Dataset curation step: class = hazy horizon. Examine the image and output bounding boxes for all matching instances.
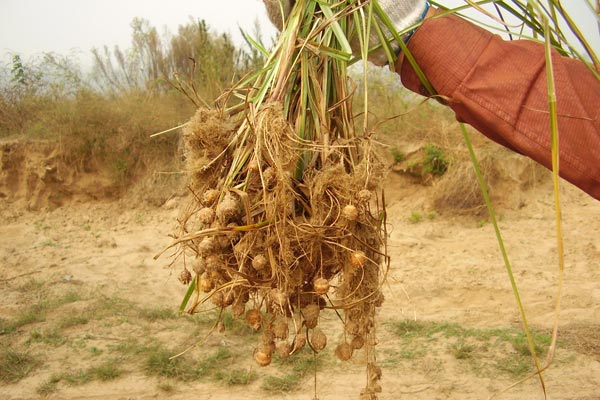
[1,0,598,68]
[0,0,278,68]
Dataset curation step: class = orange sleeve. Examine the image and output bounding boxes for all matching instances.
[397,10,600,201]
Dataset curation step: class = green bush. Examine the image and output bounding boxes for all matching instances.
[423,144,449,176]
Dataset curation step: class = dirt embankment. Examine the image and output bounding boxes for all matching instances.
[0,139,184,211]
[0,140,118,210]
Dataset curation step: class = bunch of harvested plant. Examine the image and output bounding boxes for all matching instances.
[155,1,599,399]
[155,1,397,398]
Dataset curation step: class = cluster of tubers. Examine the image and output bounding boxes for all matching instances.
[156,104,387,398]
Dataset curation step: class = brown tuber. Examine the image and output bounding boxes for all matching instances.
[197,207,215,225]
[335,342,353,361]
[350,251,367,269]
[278,342,292,360]
[342,204,359,221]
[231,303,245,317]
[357,189,372,204]
[292,335,306,353]
[262,167,278,189]
[210,291,233,308]
[254,349,272,366]
[202,189,220,206]
[178,269,192,285]
[247,157,259,172]
[351,335,365,350]
[270,289,288,307]
[198,237,218,256]
[246,309,262,331]
[200,272,214,292]
[273,320,289,340]
[192,258,206,275]
[310,328,327,351]
[313,277,330,295]
[302,304,320,329]
[215,193,241,223]
[251,254,268,271]
[204,254,221,271]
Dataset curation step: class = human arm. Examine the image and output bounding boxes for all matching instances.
[262,1,600,200]
[397,7,600,201]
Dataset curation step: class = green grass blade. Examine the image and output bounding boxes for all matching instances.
[178,277,197,314]
[543,14,565,368]
[240,29,270,58]
[459,123,546,395]
[550,0,600,67]
[318,1,353,56]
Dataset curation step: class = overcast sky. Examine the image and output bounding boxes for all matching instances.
[0,0,598,68]
[0,0,278,67]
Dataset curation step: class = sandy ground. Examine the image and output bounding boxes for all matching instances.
[1,169,599,400]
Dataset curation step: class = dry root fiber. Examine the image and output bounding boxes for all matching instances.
[160,102,388,397]
[157,2,390,398]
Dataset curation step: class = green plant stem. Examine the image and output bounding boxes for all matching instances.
[550,0,600,68]
[459,123,546,395]
[543,15,565,367]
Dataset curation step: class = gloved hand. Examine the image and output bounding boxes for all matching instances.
[263,0,429,66]
[366,0,429,66]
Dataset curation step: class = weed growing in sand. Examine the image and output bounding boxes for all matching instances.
[2,308,46,333]
[110,338,150,357]
[2,312,38,333]
[58,290,83,304]
[495,356,531,377]
[215,368,258,386]
[89,346,103,357]
[198,347,233,372]
[134,213,145,225]
[0,348,39,383]
[409,211,423,224]
[144,346,205,381]
[57,314,90,329]
[33,221,51,231]
[50,361,124,387]
[1,288,83,334]
[90,361,124,381]
[0,318,9,334]
[144,345,233,382]
[29,328,66,346]
[40,239,58,248]
[450,341,476,360]
[385,320,552,378]
[61,369,94,386]
[427,211,437,220]
[380,346,425,365]
[36,375,61,396]
[157,381,175,392]
[261,372,302,392]
[139,307,176,321]
[16,278,45,293]
[391,147,406,163]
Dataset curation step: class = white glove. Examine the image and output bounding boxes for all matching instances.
[366,0,429,66]
[263,1,429,65]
